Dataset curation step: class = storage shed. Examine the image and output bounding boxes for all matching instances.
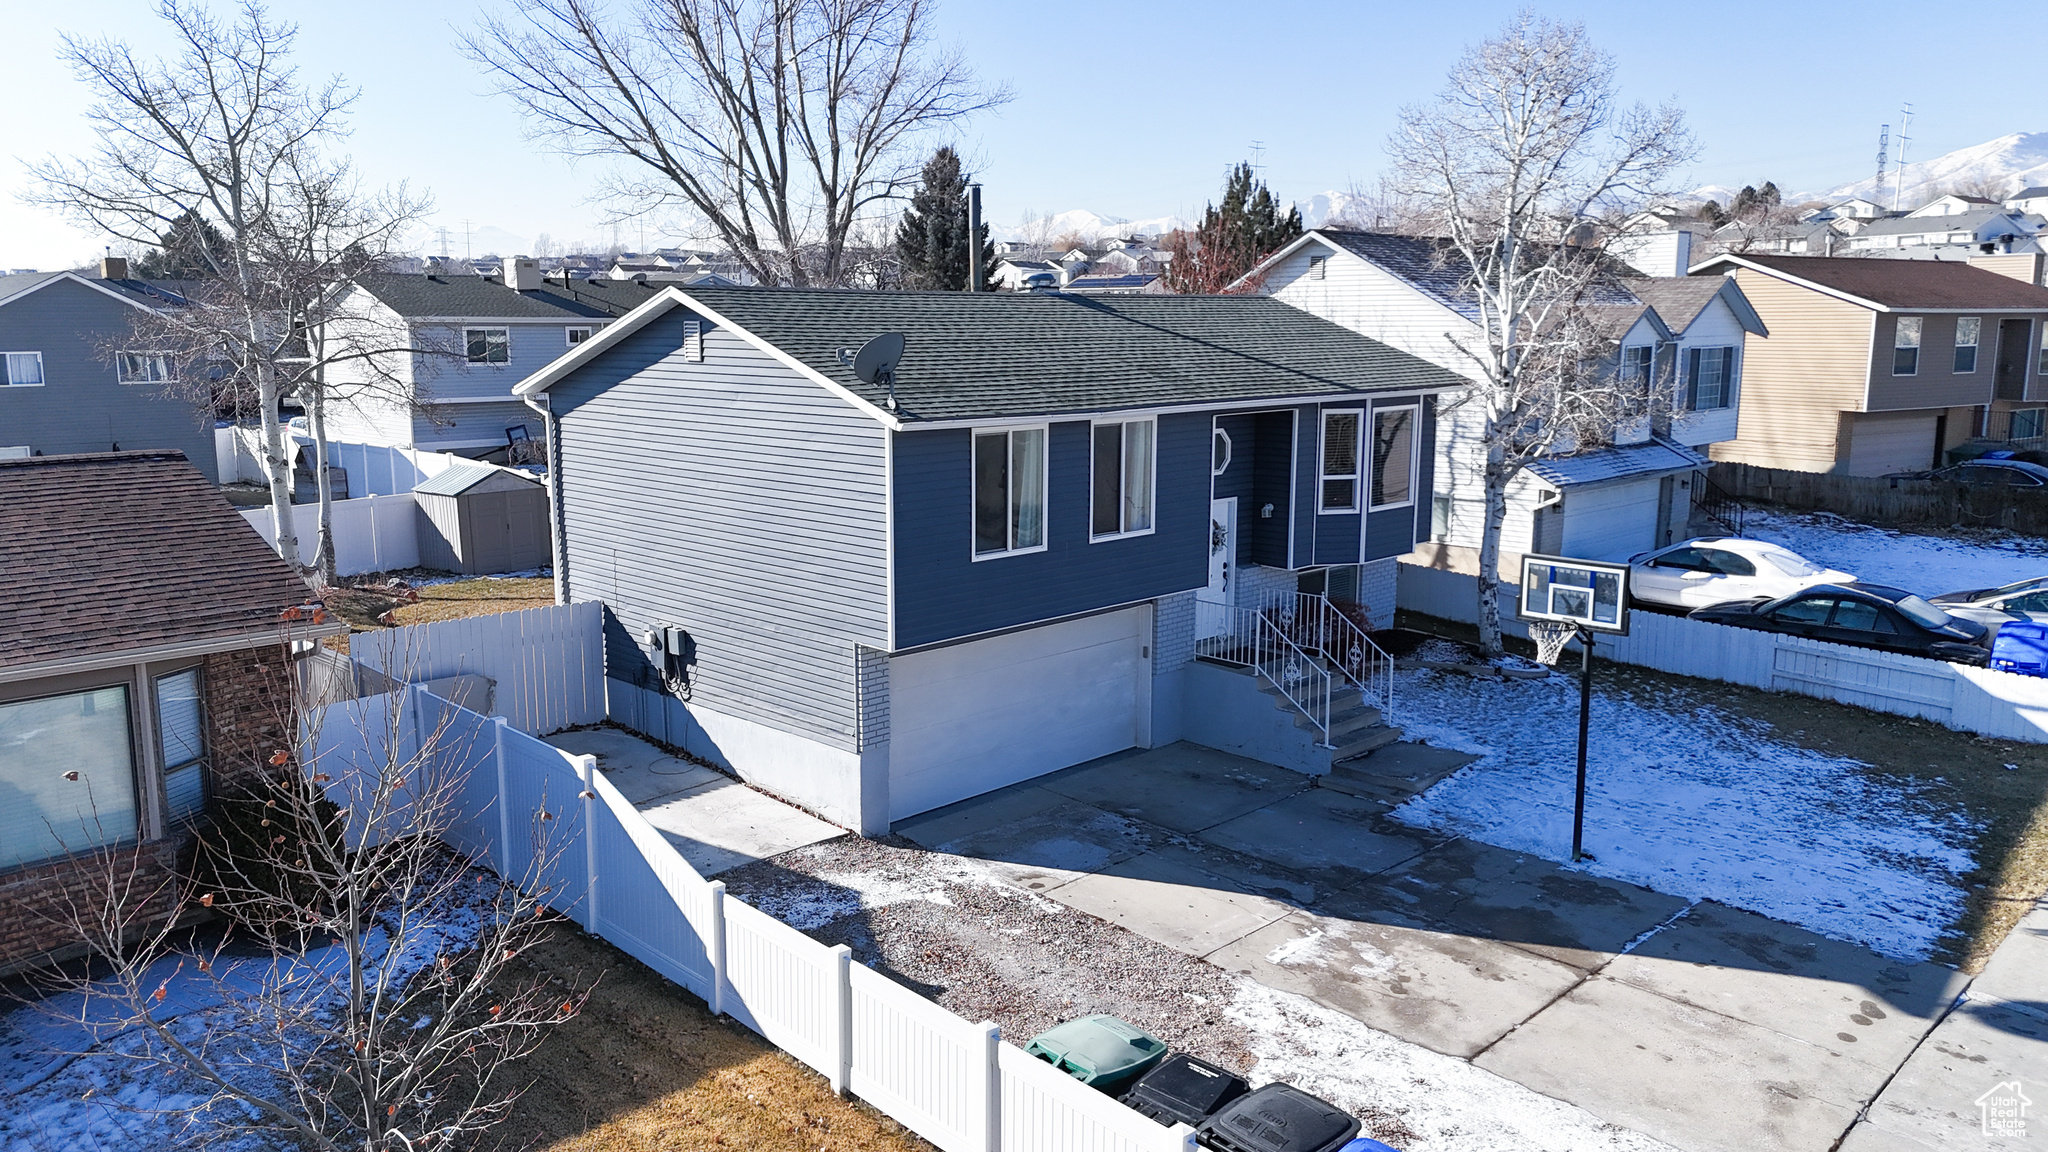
[413,464,551,575]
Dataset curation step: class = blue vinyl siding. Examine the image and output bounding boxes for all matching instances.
[1211,410,1294,570]
[893,413,1209,648]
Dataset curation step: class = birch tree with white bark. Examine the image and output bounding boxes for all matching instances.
[1386,12,1694,655]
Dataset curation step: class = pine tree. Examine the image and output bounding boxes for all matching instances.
[133,210,230,279]
[1162,162,1303,294]
[895,146,993,291]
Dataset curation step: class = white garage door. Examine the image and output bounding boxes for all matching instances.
[1846,411,1939,477]
[1558,476,1665,560]
[888,607,1146,821]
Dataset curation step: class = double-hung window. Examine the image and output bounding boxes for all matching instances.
[1620,345,1653,386]
[1893,316,1922,376]
[1091,418,1156,539]
[117,351,175,383]
[156,669,206,823]
[0,685,139,870]
[1369,406,1417,509]
[465,328,510,364]
[1954,317,1980,374]
[2038,322,2048,378]
[2,351,44,387]
[972,426,1046,558]
[1686,347,1736,410]
[1319,410,1361,512]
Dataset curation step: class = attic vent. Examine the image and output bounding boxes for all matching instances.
[1308,255,1327,280]
[683,319,704,362]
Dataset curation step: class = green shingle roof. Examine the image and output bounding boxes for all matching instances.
[677,286,1467,422]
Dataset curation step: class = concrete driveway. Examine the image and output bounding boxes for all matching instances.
[893,741,1985,1152]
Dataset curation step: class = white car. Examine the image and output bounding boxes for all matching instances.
[1928,577,2048,629]
[1626,538,1856,610]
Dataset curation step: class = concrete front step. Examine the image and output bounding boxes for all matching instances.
[1252,673,1401,772]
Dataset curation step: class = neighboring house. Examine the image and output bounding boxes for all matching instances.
[1909,194,2002,217]
[0,450,342,973]
[513,286,1463,833]
[1842,207,2041,254]
[1710,216,1845,256]
[1805,197,1889,221]
[1690,253,2048,474]
[320,261,670,456]
[1246,229,1764,566]
[1063,273,1163,294]
[0,261,216,473]
[992,258,1061,291]
[2005,186,2048,217]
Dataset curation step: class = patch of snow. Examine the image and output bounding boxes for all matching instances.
[1742,509,2048,596]
[1389,669,1978,962]
[1263,928,1326,965]
[1228,981,1677,1152]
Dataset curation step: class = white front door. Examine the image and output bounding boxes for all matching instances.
[1197,497,1236,639]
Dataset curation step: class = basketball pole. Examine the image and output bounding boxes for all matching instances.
[1572,624,1593,862]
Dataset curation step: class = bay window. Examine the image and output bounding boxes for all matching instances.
[1091,418,1156,539]
[972,426,1046,557]
[0,686,138,870]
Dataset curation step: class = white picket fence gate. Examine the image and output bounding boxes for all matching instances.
[1398,559,2048,743]
[350,602,604,737]
[307,685,1196,1152]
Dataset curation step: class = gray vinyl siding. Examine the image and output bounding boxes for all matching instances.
[0,279,216,472]
[411,321,592,404]
[410,400,542,450]
[550,310,888,750]
[892,413,1209,649]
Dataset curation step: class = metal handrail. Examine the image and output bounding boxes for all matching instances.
[1290,593,1395,723]
[1254,613,1332,746]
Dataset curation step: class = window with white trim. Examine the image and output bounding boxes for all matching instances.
[1893,316,1921,376]
[1091,418,1156,539]
[2038,322,2047,378]
[1369,405,1417,509]
[155,668,205,823]
[1620,344,1653,385]
[972,426,1046,557]
[1211,427,1232,476]
[565,326,593,346]
[0,685,138,870]
[464,328,510,364]
[1320,409,1361,512]
[117,351,175,383]
[1954,317,1980,374]
[1686,347,1736,410]
[2,351,44,387]
[2011,408,2045,440]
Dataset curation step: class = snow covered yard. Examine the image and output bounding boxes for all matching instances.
[1391,665,1982,963]
[1742,507,2048,595]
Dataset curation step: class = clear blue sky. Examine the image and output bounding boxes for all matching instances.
[0,0,2029,268]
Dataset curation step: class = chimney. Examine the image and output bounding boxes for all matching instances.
[1969,252,2046,286]
[100,255,129,280]
[504,255,542,291]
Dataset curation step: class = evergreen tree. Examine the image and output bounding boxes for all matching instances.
[133,210,229,279]
[894,146,993,291]
[1163,162,1303,294]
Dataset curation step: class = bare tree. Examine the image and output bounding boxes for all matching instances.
[30,1,430,576]
[25,633,586,1151]
[1387,11,1693,655]
[464,0,1007,288]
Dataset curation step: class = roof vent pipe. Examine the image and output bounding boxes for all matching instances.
[968,183,983,294]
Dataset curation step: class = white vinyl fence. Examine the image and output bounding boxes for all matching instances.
[241,493,421,575]
[1399,560,2048,744]
[306,684,1197,1152]
[351,602,604,736]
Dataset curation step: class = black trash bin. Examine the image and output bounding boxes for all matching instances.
[1194,1083,1360,1152]
[1120,1053,1250,1128]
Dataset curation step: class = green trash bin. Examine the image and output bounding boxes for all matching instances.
[1023,1014,1168,1096]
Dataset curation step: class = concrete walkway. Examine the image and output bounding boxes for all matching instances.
[893,741,2003,1152]
[544,728,843,876]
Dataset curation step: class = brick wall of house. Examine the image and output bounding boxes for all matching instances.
[1153,591,1197,674]
[203,643,295,795]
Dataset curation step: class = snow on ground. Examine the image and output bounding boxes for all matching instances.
[1391,668,1980,962]
[1229,981,1676,1152]
[1743,509,2048,596]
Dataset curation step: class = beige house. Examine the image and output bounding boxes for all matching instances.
[1691,253,2048,475]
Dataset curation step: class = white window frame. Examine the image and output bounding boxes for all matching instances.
[1089,416,1158,542]
[116,351,175,383]
[2,351,45,387]
[1368,403,1420,512]
[1687,346,1737,411]
[1319,408,1362,514]
[1211,426,1233,476]
[565,325,593,347]
[969,423,1049,561]
[464,327,510,364]
[2038,320,2048,379]
[1620,344,1653,385]
[1954,317,1980,374]
[1893,316,1921,377]
[2011,407,2045,440]
[154,666,206,823]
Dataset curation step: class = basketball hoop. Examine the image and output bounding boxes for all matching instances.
[1529,620,1579,667]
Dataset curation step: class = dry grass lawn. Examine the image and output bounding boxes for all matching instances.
[498,928,934,1152]
[322,577,556,653]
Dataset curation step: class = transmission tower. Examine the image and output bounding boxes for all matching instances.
[1892,103,1914,212]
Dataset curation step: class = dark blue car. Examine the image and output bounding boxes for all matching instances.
[1687,582,1991,665]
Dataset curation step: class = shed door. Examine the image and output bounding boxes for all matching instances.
[466,491,515,574]
[887,607,1146,821]
[1846,411,1940,476]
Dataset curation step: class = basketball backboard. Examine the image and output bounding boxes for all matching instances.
[1519,553,1631,634]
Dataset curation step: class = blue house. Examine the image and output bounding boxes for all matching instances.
[515,287,1464,833]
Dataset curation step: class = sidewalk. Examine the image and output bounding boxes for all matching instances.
[1840,893,2048,1150]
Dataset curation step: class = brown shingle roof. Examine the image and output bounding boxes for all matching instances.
[1700,254,2048,311]
[0,451,320,672]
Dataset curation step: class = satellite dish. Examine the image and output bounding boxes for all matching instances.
[850,332,905,385]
